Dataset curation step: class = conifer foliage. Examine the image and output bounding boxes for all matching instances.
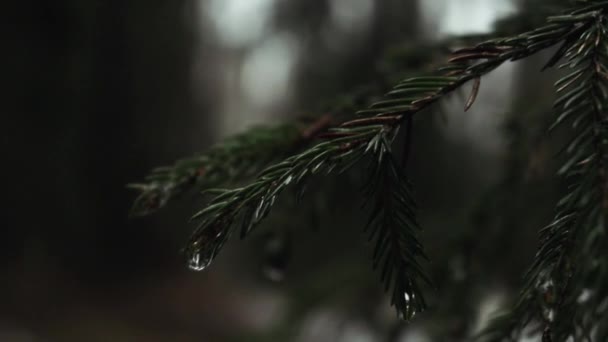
[482,3,608,341]
[131,1,608,339]
[363,138,431,320]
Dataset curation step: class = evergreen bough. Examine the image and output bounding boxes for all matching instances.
[131,1,608,339]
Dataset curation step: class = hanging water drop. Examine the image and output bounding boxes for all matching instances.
[186,224,229,272]
[187,240,223,271]
[402,292,417,320]
[188,250,213,271]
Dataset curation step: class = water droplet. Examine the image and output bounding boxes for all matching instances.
[398,306,417,321]
[402,292,418,319]
[188,250,212,271]
[186,227,228,272]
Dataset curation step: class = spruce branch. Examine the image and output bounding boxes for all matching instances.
[479,4,608,341]
[182,5,597,320]
[127,0,579,219]
[546,10,608,341]
[363,139,431,320]
[128,121,333,217]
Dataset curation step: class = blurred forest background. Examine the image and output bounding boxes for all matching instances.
[3,0,569,341]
